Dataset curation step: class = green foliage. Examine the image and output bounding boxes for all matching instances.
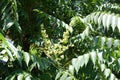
[0,0,120,80]
[0,0,21,32]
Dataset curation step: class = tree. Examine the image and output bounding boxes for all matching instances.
[0,0,120,80]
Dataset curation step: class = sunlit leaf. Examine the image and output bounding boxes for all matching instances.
[109,74,115,80]
[66,77,72,80]
[55,71,62,80]
[117,18,120,32]
[111,15,117,31]
[97,52,103,62]
[78,56,84,67]
[25,75,31,80]
[17,74,24,80]
[9,75,16,80]
[113,40,120,47]
[104,69,111,78]
[106,14,112,29]
[102,13,107,28]
[23,52,30,66]
[4,47,14,60]
[101,37,106,47]
[100,64,106,72]
[6,22,14,29]
[69,65,74,75]
[29,62,37,72]
[98,12,104,25]
[84,54,90,66]
[60,72,68,80]
[90,51,97,65]
[72,58,78,72]
[106,38,113,48]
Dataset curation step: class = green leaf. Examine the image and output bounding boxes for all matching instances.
[117,17,120,32]
[5,40,22,66]
[104,69,111,78]
[85,15,90,23]
[101,37,106,47]
[90,51,97,65]
[69,65,74,75]
[80,34,85,40]
[85,12,120,33]
[31,55,37,62]
[66,77,72,80]
[113,40,120,47]
[78,56,84,67]
[94,12,100,24]
[14,21,22,33]
[0,33,7,44]
[4,47,14,60]
[37,58,46,70]
[34,9,73,33]
[72,58,78,72]
[100,64,106,72]
[23,52,30,66]
[6,22,14,29]
[25,75,31,80]
[97,52,103,62]
[83,26,89,37]
[16,51,22,67]
[106,38,113,48]
[72,56,85,73]
[55,71,62,80]
[60,72,68,80]
[41,73,52,80]
[90,12,95,23]
[84,54,90,66]
[102,13,107,29]
[9,75,16,80]
[109,74,115,80]
[17,74,24,80]
[106,14,112,29]
[111,15,118,31]
[29,62,37,72]
[98,12,104,25]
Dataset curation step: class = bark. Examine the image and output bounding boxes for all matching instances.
[22,35,30,52]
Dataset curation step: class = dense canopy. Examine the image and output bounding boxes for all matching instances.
[0,0,120,80]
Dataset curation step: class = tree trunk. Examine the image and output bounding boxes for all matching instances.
[22,35,30,52]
